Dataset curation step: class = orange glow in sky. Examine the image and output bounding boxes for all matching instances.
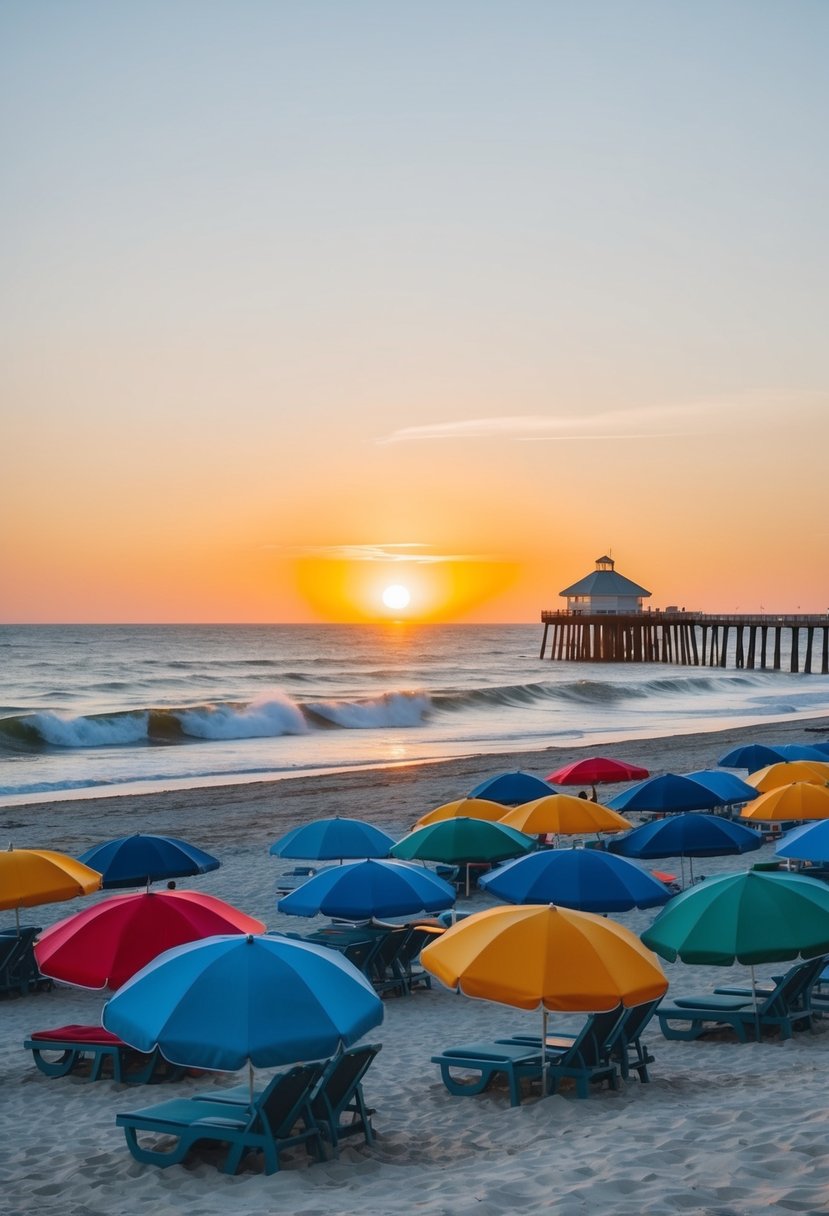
[2,7,828,623]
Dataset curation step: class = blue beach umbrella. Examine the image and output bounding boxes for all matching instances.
[607,773,731,816]
[277,858,456,920]
[683,770,759,804]
[269,817,394,862]
[774,744,829,762]
[77,834,221,890]
[468,771,554,806]
[103,933,384,1080]
[717,744,789,772]
[478,849,672,913]
[607,812,764,885]
[775,820,829,865]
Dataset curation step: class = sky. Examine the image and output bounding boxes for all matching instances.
[2,1,827,624]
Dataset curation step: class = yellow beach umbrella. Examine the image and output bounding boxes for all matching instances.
[0,847,102,931]
[413,798,507,829]
[421,903,667,1012]
[740,782,829,823]
[745,761,829,793]
[499,794,632,838]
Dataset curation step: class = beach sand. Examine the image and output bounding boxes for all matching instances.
[3,715,829,1215]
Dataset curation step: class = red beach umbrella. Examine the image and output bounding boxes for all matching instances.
[34,889,265,991]
[546,756,650,799]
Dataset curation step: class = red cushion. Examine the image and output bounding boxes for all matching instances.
[29,1024,125,1046]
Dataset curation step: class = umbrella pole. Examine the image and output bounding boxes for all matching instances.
[465,864,470,898]
[541,1008,549,1094]
[689,856,695,885]
[248,1060,255,1105]
[750,963,760,1042]
[15,906,20,936]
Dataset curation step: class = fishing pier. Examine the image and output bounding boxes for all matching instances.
[539,611,829,673]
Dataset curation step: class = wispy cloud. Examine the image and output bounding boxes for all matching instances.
[375,393,827,444]
[265,542,490,563]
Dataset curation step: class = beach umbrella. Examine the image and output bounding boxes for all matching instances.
[77,833,221,890]
[776,820,829,865]
[641,869,829,1038]
[607,813,764,886]
[545,756,650,800]
[422,903,667,1083]
[641,870,829,965]
[683,771,759,804]
[467,771,554,806]
[740,782,829,823]
[744,761,829,793]
[499,794,632,838]
[607,773,731,816]
[478,849,672,912]
[413,798,507,829]
[0,846,101,932]
[269,817,395,862]
[103,933,384,1098]
[277,858,456,920]
[34,889,265,990]
[810,741,829,757]
[774,744,829,761]
[717,744,790,772]
[391,818,535,896]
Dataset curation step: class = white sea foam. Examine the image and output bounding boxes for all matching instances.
[177,693,308,740]
[307,691,431,729]
[29,710,149,748]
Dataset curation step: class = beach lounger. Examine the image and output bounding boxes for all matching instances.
[0,928,48,997]
[432,1041,554,1106]
[116,1062,325,1174]
[310,1043,381,1153]
[196,1044,382,1154]
[656,958,824,1042]
[25,1024,185,1084]
[503,1001,658,1084]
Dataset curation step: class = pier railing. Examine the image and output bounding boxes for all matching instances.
[539,611,829,673]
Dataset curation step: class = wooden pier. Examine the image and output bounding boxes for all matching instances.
[539,611,829,674]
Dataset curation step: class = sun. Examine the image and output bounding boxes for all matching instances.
[381,583,411,611]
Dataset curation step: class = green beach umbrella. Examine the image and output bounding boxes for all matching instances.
[641,869,829,965]
[391,818,535,896]
[641,870,829,1038]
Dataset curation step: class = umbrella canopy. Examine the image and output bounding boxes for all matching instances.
[717,744,790,771]
[467,771,554,806]
[776,820,829,864]
[545,756,649,789]
[0,847,100,912]
[413,798,507,829]
[499,794,632,837]
[277,858,456,920]
[608,813,764,860]
[421,903,668,1012]
[641,870,829,965]
[774,744,829,761]
[607,812,763,886]
[478,850,671,912]
[77,834,221,889]
[683,770,759,803]
[391,818,535,865]
[744,761,829,793]
[607,773,730,816]
[269,817,394,861]
[34,889,265,990]
[740,782,829,823]
[103,933,384,1072]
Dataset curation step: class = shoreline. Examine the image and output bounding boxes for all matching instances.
[7,713,829,851]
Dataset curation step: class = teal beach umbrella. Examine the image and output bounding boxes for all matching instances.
[391,818,535,896]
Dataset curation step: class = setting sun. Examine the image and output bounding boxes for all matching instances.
[381,584,411,611]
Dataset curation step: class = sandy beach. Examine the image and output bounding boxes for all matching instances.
[3,714,829,1216]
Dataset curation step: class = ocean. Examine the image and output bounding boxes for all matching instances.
[1,623,828,806]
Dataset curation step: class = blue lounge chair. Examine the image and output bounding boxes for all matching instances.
[0,928,48,996]
[433,1012,620,1105]
[196,1043,382,1155]
[656,956,824,1043]
[504,1002,658,1083]
[24,1023,185,1084]
[116,1062,325,1174]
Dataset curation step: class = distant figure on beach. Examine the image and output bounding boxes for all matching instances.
[167,880,177,889]
[578,790,588,800]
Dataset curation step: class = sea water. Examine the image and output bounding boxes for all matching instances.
[1,623,828,806]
